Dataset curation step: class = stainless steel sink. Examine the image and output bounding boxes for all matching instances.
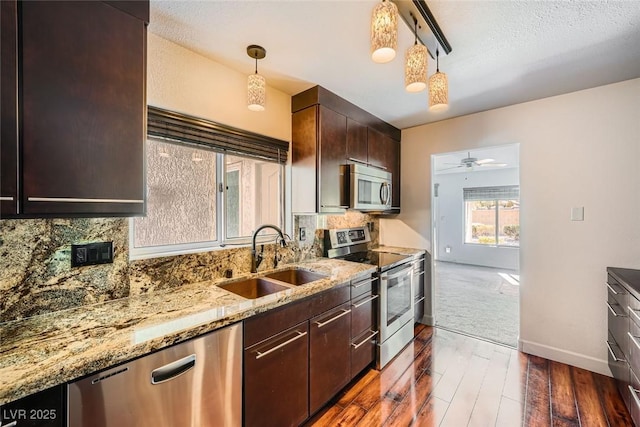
[218,278,289,299]
[264,268,327,286]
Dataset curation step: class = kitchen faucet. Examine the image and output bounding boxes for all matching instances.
[251,224,286,273]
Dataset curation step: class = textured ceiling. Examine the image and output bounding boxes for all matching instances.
[150,1,640,129]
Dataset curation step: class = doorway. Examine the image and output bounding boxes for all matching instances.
[431,144,520,347]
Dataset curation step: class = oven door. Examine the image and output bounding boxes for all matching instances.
[350,168,391,211]
[379,263,414,342]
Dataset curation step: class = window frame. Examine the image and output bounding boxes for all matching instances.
[129,138,285,261]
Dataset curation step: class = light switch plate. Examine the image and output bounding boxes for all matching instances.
[299,227,306,241]
[571,207,584,221]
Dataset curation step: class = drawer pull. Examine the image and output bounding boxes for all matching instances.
[415,296,426,304]
[352,294,379,308]
[606,340,627,362]
[0,196,14,201]
[628,332,640,352]
[151,354,196,384]
[629,385,640,410]
[255,331,307,360]
[314,309,351,328]
[352,330,378,349]
[352,279,374,289]
[607,301,627,317]
[28,197,143,204]
[628,306,640,324]
[607,282,626,295]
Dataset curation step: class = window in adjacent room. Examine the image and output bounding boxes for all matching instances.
[130,107,288,259]
[463,185,520,247]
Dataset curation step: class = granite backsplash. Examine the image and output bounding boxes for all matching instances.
[0,212,377,322]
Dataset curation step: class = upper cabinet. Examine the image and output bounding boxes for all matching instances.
[0,1,148,218]
[292,86,401,214]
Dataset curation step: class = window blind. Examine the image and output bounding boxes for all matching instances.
[147,106,289,164]
[463,185,519,201]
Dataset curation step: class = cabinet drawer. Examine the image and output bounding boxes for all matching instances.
[608,275,629,307]
[629,321,640,375]
[607,335,630,409]
[608,292,629,350]
[351,292,378,338]
[351,276,376,299]
[244,283,349,348]
[244,322,309,427]
[351,329,377,379]
[628,292,640,329]
[415,299,425,323]
[630,369,640,427]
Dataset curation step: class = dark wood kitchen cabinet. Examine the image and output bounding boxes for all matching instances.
[291,105,347,213]
[292,85,401,214]
[309,302,352,414]
[0,384,66,427]
[350,274,378,378]
[0,0,148,218]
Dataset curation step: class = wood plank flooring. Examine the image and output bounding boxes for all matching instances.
[304,324,632,427]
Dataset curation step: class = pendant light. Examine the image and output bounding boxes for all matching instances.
[405,14,427,92]
[370,0,398,63]
[429,48,448,111]
[246,45,266,112]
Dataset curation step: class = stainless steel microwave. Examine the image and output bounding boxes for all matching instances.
[347,163,392,211]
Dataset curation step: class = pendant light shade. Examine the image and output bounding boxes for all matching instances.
[405,15,427,92]
[371,0,398,63]
[246,45,266,112]
[429,48,448,111]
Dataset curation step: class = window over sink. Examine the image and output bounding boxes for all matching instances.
[130,107,288,260]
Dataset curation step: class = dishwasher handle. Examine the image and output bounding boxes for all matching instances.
[151,354,196,384]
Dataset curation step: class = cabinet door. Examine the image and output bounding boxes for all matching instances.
[20,1,145,216]
[0,0,18,216]
[244,322,309,427]
[367,128,400,210]
[346,118,368,165]
[309,302,351,414]
[0,384,66,427]
[318,106,347,212]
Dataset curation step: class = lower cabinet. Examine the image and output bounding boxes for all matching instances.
[412,255,426,323]
[244,322,309,427]
[0,384,65,427]
[607,268,640,426]
[309,302,352,414]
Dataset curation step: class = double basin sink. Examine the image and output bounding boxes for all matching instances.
[218,268,327,299]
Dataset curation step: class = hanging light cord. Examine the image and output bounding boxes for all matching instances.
[254,55,258,74]
[413,15,418,45]
[436,48,440,72]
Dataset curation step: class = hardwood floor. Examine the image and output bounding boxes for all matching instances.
[305,324,632,427]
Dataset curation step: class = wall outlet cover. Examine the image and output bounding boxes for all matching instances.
[299,227,306,241]
[71,242,113,267]
[570,207,584,221]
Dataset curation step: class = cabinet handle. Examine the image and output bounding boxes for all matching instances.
[628,332,640,352]
[607,282,626,295]
[414,296,426,304]
[314,309,351,328]
[255,331,307,360]
[629,385,640,410]
[28,197,143,203]
[352,279,374,289]
[348,158,368,165]
[0,196,14,201]
[628,306,640,324]
[321,204,349,209]
[606,340,626,362]
[151,354,196,384]
[352,330,378,349]
[352,294,379,308]
[368,164,388,171]
[2,421,17,427]
[606,301,627,317]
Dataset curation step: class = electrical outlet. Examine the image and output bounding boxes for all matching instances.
[299,227,306,241]
[445,246,451,253]
[71,242,113,267]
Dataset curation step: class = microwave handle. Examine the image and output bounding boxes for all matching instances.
[380,182,390,205]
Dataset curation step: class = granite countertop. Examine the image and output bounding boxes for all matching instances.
[0,258,375,405]
[373,245,427,258]
[608,267,640,297]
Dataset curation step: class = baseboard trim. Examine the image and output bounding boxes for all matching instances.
[519,338,611,377]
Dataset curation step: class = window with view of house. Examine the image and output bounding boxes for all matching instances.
[463,186,520,247]
[130,107,288,259]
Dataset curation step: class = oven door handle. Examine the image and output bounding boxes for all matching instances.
[382,266,413,282]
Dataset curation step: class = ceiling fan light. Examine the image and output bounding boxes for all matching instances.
[475,158,495,165]
[247,73,266,111]
[429,70,448,111]
[371,0,398,63]
[405,43,428,93]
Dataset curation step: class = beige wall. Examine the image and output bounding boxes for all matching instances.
[380,78,640,375]
[147,33,291,142]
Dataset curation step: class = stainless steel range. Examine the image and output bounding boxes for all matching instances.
[324,227,414,369]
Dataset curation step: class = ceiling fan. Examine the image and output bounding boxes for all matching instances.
[439,152,507,171]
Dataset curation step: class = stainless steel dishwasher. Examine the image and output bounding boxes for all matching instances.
[68,323,242,427]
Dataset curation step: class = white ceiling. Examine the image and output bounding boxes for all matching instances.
[150,1,640,130]
[433,144,519,175]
